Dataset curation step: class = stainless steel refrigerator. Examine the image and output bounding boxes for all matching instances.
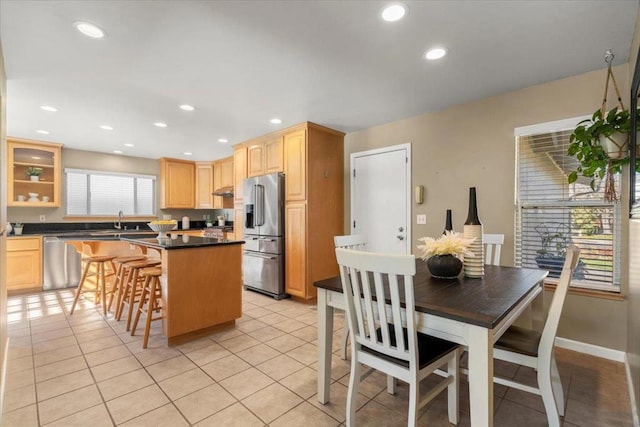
[243,172,286,299]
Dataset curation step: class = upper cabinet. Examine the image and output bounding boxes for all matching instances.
[213,156,234,209]
[219,156,234,188]
[233,146,247,203]
[265,136,284,174]
[283,130,306,202]
[246,137,284,178]
[195,162,214,209]
[8,138,62,207]
[159,158,195,209]
[247,143,265,177]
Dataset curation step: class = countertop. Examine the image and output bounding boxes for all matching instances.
[121,236,244,250]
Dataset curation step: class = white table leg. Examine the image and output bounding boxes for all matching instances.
[467,324,493,427]
[317,288,334,404]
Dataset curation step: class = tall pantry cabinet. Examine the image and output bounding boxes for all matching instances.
[283,123,344,300]
[233,122,344,300]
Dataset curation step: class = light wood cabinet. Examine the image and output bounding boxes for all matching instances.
[7,138,62,207]
[195,162,214,209]
[247,136,283,178]
[233,146,247,203]
[247,143,265,177]
[7,237,42,293]
[159,158,195,209]
[213,161,223,209]
[234,203,244,240]
[283,124,344,299]
[219,157,234,188]
[285,202,306,297]
[284,130,307,201]
[233,122,343,300]
[265,136,284,173]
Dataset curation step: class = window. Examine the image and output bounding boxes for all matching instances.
[66,169,156,216]
[515,119,621,292]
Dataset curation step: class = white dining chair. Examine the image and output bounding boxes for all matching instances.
[334,234,368,360]
[482,233,504,266]
[493,245,580,427]
[336,248,460,426]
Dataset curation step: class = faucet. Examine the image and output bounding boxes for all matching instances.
[114,210,124,230]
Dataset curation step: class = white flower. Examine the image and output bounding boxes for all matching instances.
[417,231,476,260]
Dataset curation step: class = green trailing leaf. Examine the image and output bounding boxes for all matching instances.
[568,171,578,183]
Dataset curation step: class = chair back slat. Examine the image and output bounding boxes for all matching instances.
[483,233,504,266]
[336,248,416,363]
[539,245,580,357]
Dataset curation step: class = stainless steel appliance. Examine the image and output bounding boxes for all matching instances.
[243,172,286,299]
[43,237,82,290]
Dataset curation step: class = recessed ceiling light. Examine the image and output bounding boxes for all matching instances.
[74,21,105,39]
[154,122,167,128]
[124,143,134,147]
[179,104,195,111]
[425,47,448,60]
[183,152,193,156]
[36,130,50,135]
[381,3,408,22]
[218,138,228,143]
[100,125,113,130]
[270,118,282,124]
[40,105,57,112]
[113,150,123,154]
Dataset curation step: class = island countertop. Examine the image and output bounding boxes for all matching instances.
[121,236,244,250]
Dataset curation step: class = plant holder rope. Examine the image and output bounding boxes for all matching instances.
[600,50,624,202]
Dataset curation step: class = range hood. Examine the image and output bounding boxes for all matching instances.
[212,186,234,197]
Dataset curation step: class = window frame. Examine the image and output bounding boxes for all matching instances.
[64,168,157,217]
[514,117,621,293]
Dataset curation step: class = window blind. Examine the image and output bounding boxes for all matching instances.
[515,129,621,291]
[65,169,156,216]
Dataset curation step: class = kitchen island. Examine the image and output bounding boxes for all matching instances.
[119,236,244,345]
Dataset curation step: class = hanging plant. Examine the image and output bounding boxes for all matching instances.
[567,50,640,202]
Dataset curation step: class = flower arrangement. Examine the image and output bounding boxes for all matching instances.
[417,231,476,260]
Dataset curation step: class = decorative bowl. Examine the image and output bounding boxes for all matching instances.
[147,221,177,239]
[28,192,39,197]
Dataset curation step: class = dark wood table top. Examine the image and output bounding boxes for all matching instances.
[313,261,548,329]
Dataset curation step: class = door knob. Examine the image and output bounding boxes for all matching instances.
[397,235,404,240]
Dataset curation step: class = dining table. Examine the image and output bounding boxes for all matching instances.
[314,261,548,427]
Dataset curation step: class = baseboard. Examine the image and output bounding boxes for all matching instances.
[625,354,640,427]
[554,337,625,362]
[0,337,10,419]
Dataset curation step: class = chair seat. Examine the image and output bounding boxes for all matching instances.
[494,325,541,357]
[363,324,458,369]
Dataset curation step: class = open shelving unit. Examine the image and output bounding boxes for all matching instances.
[8,138,62,207]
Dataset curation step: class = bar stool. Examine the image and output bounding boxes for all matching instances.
[131,267,163,349]
[107,255,146,314]
[70,255,117,315]
[116,258,161,331]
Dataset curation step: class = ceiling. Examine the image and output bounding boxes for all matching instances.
[1,1,638,161]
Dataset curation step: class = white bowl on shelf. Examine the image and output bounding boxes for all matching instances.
[28,193,39,202]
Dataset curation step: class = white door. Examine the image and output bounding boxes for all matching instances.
[351,143,411,254]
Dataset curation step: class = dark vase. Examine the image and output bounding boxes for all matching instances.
[465,187,481,225]
[427,255,463,279]
[443,209,453,234]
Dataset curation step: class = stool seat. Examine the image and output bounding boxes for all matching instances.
[82,255,116,263]
[114,255,146,264]
[140,267,162,277]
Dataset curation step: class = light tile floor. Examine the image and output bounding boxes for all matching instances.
[1,288,634,426]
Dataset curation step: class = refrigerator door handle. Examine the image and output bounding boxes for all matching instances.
[243,251,276,260]
[256,184,265,226]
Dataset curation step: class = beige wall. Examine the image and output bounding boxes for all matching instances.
[344,64,630,350]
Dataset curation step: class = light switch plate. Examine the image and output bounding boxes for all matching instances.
[417,214,426,224]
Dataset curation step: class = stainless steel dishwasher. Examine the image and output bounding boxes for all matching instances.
[43,237,82,290]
